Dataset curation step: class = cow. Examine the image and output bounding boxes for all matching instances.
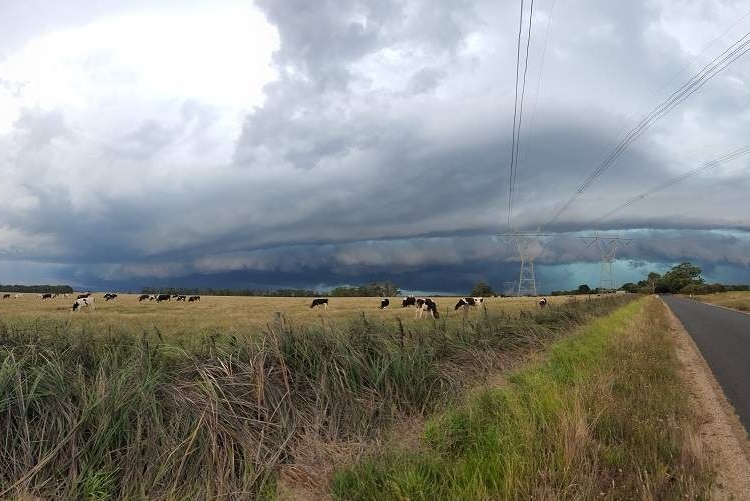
[416,298,439,319]
[13,294,22,299]
[454,297,484,314]
[538,297,548,308]
[77,293,92,300]
[40,293,53,299]
[175,295,187,301]
[103,293,118,301]
[379,298,390,309]
[138,294,150,302]
[401,296,416,308]
[188,295,201,302]
[156,294,171,302]
[2,294,9,299]
[72,296,95,311]
[310,298,329,309]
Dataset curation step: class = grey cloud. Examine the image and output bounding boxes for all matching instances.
[407,66,445,95]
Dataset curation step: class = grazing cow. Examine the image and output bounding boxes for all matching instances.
[538,297,548,308]
[2,294,9,299]
[175,295,187,301]
[13,293,22,299]
[310,298,329,309]
[40,293,53,299]
[188,295,201,302]
[156,294,171,302]
[416,298,439,319]
[103,293,118,301]
[379,298,390,309]
[454,297,484,314]
[77,293,92,300]
[138,294,150,302]
[401,296,416,308]
[72,296,95,311]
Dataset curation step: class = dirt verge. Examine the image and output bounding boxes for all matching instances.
[662,299,750,499]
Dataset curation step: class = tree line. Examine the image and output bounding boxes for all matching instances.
[0,284,74,294]
[550,262,749,296]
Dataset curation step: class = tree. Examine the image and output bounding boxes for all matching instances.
[577,284,591,294]
[646,272,661,294]
[660,262,703,293]
[620,282,639,293]
[471,282,494,297]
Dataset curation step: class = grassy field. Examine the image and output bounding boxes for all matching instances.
[0,293,581,343]
[694,291,750,312]
[0,293,631,499]
[332,297,712,499]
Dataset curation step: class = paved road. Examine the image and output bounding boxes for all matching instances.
[662,295,750,434]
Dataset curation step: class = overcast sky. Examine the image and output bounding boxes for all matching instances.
[1,0,749,294]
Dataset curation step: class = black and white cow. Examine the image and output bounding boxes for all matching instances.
[156,294,171,302]
[416,298,439,319]
[379,298,390,309]
[454,297,484,313]
[175,295,187,301]
[72,296,95,311]
[77,292,92,300]
[2,294,9,299]
[138,294,150,302]
[310,298,329,309]
[40,293,53,299]
[188,295,201,302]
[401,296,416,308]
[538,297,548,308]
[103,293,118,301]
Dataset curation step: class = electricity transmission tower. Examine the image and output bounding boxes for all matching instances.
[500,230,554,297]
[579,233,632,293]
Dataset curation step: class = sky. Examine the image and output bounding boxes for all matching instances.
[0,0,749,294]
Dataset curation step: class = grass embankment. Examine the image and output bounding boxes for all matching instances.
[333,297,712,499]
[695,291,750,312]
[0,296,629,499]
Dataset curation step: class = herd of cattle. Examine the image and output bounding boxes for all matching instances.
[1,292,550,315]
[0,291,202,311]
[309,295,549,318]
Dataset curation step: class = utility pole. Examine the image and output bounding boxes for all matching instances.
[579,233,632,293]
[499,230,554,297]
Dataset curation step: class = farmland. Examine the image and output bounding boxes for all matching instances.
[694,291,750,312]
[0,293,633,498]
[0,293,580,344]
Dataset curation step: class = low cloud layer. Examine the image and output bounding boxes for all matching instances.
[0,0,748,292]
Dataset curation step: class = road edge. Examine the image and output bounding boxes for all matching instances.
[660,297,750,498]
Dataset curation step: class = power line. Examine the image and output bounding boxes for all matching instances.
[507,0,526,232]
[596,144,750,223]
[508,0,536,231]
[545,26,750,229]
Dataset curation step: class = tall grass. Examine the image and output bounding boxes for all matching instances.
[332,298,712,499]
[0,296,630,498]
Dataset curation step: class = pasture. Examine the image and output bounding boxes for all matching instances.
[0,292,623,499]
[0,293,569,344]
[694,291,750,312]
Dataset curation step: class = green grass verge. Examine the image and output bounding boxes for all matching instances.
[332,298,713,500]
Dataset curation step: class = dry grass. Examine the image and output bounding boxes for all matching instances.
[0,293,624,499]
[694,291,750,312]
[0,293,578,342]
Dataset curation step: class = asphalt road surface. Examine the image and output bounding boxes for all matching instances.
[662,295,750,434]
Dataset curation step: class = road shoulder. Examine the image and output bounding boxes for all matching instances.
[663,299,750,499]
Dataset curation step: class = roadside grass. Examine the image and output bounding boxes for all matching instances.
[695,291,750,312]
[332,297,713,500]
[0,295,630,499]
